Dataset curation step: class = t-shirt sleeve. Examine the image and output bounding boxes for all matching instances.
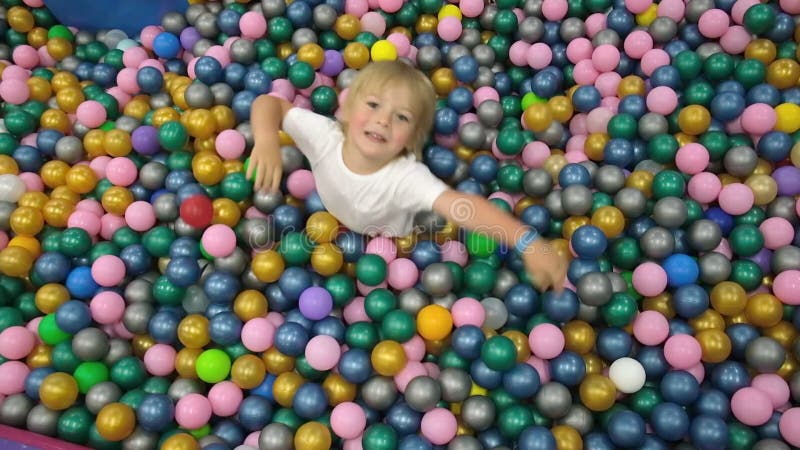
[281,107,342,164]
[394,159,450,213]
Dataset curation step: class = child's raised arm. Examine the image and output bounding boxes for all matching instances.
[433,189,567,293]
[249,94,294,192]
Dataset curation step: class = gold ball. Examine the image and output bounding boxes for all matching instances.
[311,243,344,277]
[252,250,286,283]
[642,294,676,319]
[233,290,268,321]
[579,374,617,412]
[96,403,136,441]
[745,293,783,328]
[273,371,305,408]
[371,340,407,376]
[551,425,583,450]
[160,433,199,450]
[35,283,70,314]
[430,67,457,96]
[175,348,201,379]
[294,421,332,450]
[710,281,747,316]
[263,347,295,374]
[322,373,357,405]
[626,170,654,197]
[695,328,731,363]
[503,330,531,362]
[746,174,778,206]
[177,314,210,349]
[688,309,725,331]
[39,372,79,411]
[583,353,606,375]
[562,321,596,355]
[231,354,266,390]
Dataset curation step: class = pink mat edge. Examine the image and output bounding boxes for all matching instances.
[0,425,92,450]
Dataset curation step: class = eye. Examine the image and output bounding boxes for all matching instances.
[397,114,410,122]
[366,101,379,109]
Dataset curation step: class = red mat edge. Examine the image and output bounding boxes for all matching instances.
[0,425,92,450]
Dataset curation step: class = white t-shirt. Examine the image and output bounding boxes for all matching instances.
[282,107,449,237]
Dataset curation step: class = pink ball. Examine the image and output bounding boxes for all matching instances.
[90,291,126,324]
[387,258,419,290]
[528,323,565,359]
[286,169,315,199]
[731,387,773,426]
[646,86,678,115]
[526,43,552,70]
[378,0,403,12]
[473,86,499,107]
[386,33,410,56]
[451,297,485,327]
[437,16,462,42]
[663,334,702,370]
[440,240,468,266]
[241,318,275,352]
[305,335,341,371]
[591,44,620,73]
[366,236,397,263]
[89,155,111,179]
[23,0,45,7]
[752,374,790,409]
[773,270,800,305]
[573,59,599,85]
[624,0,652,13]
[208,381,243,417]
[527,356,550,383]
[68,210,102,236]
[124,201,156,232]
[632,262,668,297]
[0,326,35,360]
[105,157,138,186]
[640,49,670,76]
[459,0,485,17]
[0,361,29,395]
[522,141,551,168]
[18,172,43,192]
[731,0,760,24]
[76,100,107,128]
[204,47,231,67]
[586,107,613,133]
[116,68,140,94]
[0,231,8,251]
[360,11,386,36]
[0,79,30,105]
[123,47,148,68]
[584,13,606,37]
[402,334,426,362]
[420,408,457,445]
[566,38,593,64]
[91,255,126,287]
[215,129,246,159]
[675,143,710,174]
[698,9,730,38]
[623,30,653,59]
[718,183,754,215]
[780,408,800,447]
[140,25,162,50]
[780,0,800,14]
[331,402,366,439]
[688,172,722,203]
[594,72,621,97]
[343,296,369,324]
[760,217,794,249]
[2,65,30,81]
[100,213,126,241]
[686,362,706,383]
[175,394,212,429]
[201,224,237,258]
[394,361,427,392]
[144,344,177,376]
[12,45,39,69]
[77,198,104,217]
[239,11,267,39]
[657,0,685,21]
[541,0,568,20]
[345,0,369,17]
[741,103,776,135]
[632,310,670,345]
[509,41,531,67]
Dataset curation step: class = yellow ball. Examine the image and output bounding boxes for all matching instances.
[590,206,625,238]
[710,281,747,316]
[635,4,658,26]
[579,374,617,412]
[774,103,800,133]
[294,421,332,450]
[584,133,609,161]
[0,246,34,277]
[438,4,463,20]
[83,129,106,159]
[96,403,136,441]
[311,242,344,277]
[55,86,85,113]
[51,71,80,91]
[745,39,777,64]
[430,67,457,96]
[371,340,408,376]
[231,354,266,389]
[233,290,268,321]
[677,105,711,136]
[252,250,285,283]
[766,59,800,90]
[617,75,646,97]
[746,174,778,206]
[185,109,217,140]
[503,330,531,362]
[417,304,453,341]
[548,96,574,123]
[10,206,45,236]
[39,372,79,411]
[371,40,398,61]
[178,314,210,349]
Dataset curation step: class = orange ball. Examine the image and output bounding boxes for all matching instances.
[297,43,326,69]
[416,304,453,341]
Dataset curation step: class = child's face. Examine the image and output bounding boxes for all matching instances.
[344,84,417,167]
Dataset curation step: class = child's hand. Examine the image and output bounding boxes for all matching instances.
[247,139,282,193]
[521,238,567,294]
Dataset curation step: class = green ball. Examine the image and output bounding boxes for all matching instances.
[362,424,398,450]
[685,199,704,225]
[647,134,679,164]
[777,42,797,59]
[699,131,730,161]
[734,59,766,89]
[112,226,141,247]
[651,170,686,199]
[628,385,662,419]
[591,192,614,213]
[703,53,735,82]
[288,61,315,89]
[277,232,313,266]
[490,387,517,411]
[497,404,533,439]
[493,9,519,35]
[673,50,702,81]
[21,100,48,121]
[89,242,121,262]
[52,341,81,373]
[354,31,379,48]
[224,343,249,360]
[683,81,715,106]
[58,406,93,444]
[16,292,39,321]
[295,355,327,381]
[465,231,498,258]
[729,134,753,149]
[83,41,108,63]
[42,230,62,253]
[318,30,345,50]
[261,56,287,79]
[607,113,638,140]
[729,260,763,292]
[601,292,638,327]
[195,349,231,383]
[729,224,764,257]
[464,262,497,296]
[743,3,775,35]
[143,226,176,258]
[488,35,512,63]
[267,17,293,43]
[273,408,303,430]
[93,178,113,198]
[48,24,74,41]
[481,335,517,371]
[220,172,252,202]
[119,388,147,410]
[310,86,338,115]
[418,0,443,13]
[152,276,186,306]
[166,150,193,170]
[380,310,416,342]
[496,128,525,156]
[38,313,72,345]
[5,29,27,48]
[0,133,19,155]
[73,361,110,394]
[734,207,766,226]
[3,110,36,137]
[364,288,396,322]
[102,49,124,69]
[0,274,24,299]
[438,349,469,370]
[158,121,189,152]
[395,2,419,27]
[500,95,523,119]
[0,306,23,332]
[325,274,356,307]
[110,356,146,390]
[142,377,171,394]
[728,421,758,450]
[496,163,524,193]
[345,321,380,350]
[356,254,388,286]
[88,424,122,450]
[583,0,611,13]
[445,262,465,292]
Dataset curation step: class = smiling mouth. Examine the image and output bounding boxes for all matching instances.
[365,131,387,143]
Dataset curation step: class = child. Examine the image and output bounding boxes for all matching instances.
[248,60,567,292]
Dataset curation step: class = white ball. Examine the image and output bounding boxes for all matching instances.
[608,357,646,394]
[0,174,26,203]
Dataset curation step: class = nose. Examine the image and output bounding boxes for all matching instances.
[374,109,390,126]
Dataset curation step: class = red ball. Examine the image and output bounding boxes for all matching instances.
[180,195,214,228]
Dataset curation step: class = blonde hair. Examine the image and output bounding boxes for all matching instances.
[341,60,437,160]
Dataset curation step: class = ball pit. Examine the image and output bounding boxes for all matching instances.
[0,0,799,449]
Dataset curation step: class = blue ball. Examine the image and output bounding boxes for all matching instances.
[305,191,326,214]
[679,24,705,48]
[606,8,635,34]
[338,348,371,384]
[571,225,607,259]
[493,72,513,97]
[636,346,668,380]
[217,8,242,35]
[164,58,187,75]
[782,87,800,105]
[650,402,689,442]
[451,325,485,360]
[504,284,540,318]
[238,396,273,431]
[583,432,615,450]
[453,55,479,84]
[91,63,117,88]
[549,351,586,386]
[387,402,423,436]
[478,428,510,450]
[33,252,71,284]
[662,254,699,287]
[694,388,730,419]
[541,21,560,45]
[710,361,750,395]
[558,163,592,187]
[272,204,304,235]
[203,271,241,304]
[55,300,92,334]
[660,370,700,406]
[209,311,243,346]
[767,12,796,41]
[284,309,313,330]
[244,69,272,95]
[136,66,164,94]
[704,207,734,236]
[710,92,746,122]
[398,435,433,450]
[274,322,310,357]
[503,363,541,398]
[567,258,601,286]
[604,138,635,168]
[169,237,201,260]
[726,323,759,360]
[757,412,782,440]
[518,426,556,450]
[757,131,792,162]
[195,56,224,85]
[136,394,174,432]
[470,359,503,390]
[410,240,441,270]
[24,367,55,401]
[175,183,206,204]
[265,283,292,312]
[618,95,647,119]
[672,284,709,319]
[572,86,602,113]
[232,90,258,121]
[689,415,728,450]
[650,65,682,89]
[596,327,632,361]
[164,170,195,193]
[165,257,201,288]
[212,420,246,447]
[530,70,562,98]
[336,231,366,263]
[520,205,551,235]
[426,146,458,178]
[119,244,151,276]
[663,40,690,58]
[224,63,248,90]
[447,86,474,114]
[312,316,346,342]
[668,318,694,336]
[129,182,151,201]
[278,266,312,303]
[607,410,646,448]
[541,289,579,323]
[152,32,181,59]
[469,154,499,184]
[12,145,43,172]
[292,382,327,419]
[640,435,669,450]
[250,374,276,401]
[148,309,181,344]
[457,178,486,196]
[285,1,312,27]
[65,266,99,299]
[36,129,63,156]
[747,83,781,106]
[74,62,94,81]
[434,107,459,135]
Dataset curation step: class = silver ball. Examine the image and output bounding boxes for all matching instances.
[696,42,723,59]
[752,439,791,450]
[474,66,496,88]
[594,165,626,194]
[685,0,714,22]
[361,376,398,411]
[259,423,294,450]
[71,121,91,139]
[125,278,154,304]
[481,297,508,330]
[460,29,483,50]
[149,92,173,109]
[653,196,687,228]
[537,121,565,147]
[558,404,594,435]
[535,382,573,419]
[26,404,60,436]
[105,338,133,366]
[483,128,499,151]
[523,168,553,198]
[185,4,209,25]
[282,145,306,173]
[433,293,457,311]
[477,100,504,128]
[519,16,545,43]
[291,28,318,50]
[461,395,496,431]
[122,427,160,450]
[640,226,676,259]
[439,368,472,403]
[192,38,214,57]
[74,30,94,45]
[745,337,786,373]
[592,29,621,48]
[398,288,430,315]
[153,192,179,222]
[767,196,799,224]
[578,160,598,180]
[772,246,800,273]
[638,113,670,141]
[445,45,472,66]
[0,394,34,427]
[230,39,256,65]
[492,268,520,298]
[174,217,202,239]
[59,56,82,73]
[417,45,443,72]
[242,269,268,291]
[479,4,498,30]
[236,122,254,149]
[724,146,758,177]
[85,381,123,414]
[448,436,483,450]
[195,12,219,38]
[55,136,85,164]
[139,162,168,190]
[687,219,723,252]
[239,217,275,251]
[183,285,211,314]
[185,82,215,108]
[523,0,543,17]
[0,201,14,230]
[199,436,227,447]
[261,0,287,17]
[253,189,284,214]
[559,17,585,42]
[312,4,338,30]
[214,247,249,275]
[413,211,447,239]
[421,263,454,297]
[698,252,732,285]
[162,12,188,34]
[791,371,800,403]
[115,115,140,134]
[649,17,678,43]
[72,327,110,361]
[459,122,487,150]
[168,378,205,401]
[614,187,647,218]
[577,303,599,323]
[561,184,593,216]
[544,189,567,220]
[576,272,613,306]
[405,376,442,412]
[607,272,628,293]
[123,302,155,334]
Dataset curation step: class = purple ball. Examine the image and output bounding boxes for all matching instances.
[320,50,345,77]
[773,166,800,196]
[180,27,202,51]
[298,286,333,321]
[747,247,772,275]
[131,125,160,155]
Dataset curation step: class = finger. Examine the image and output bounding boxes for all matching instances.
[271,169,281,193]
[254,164,265,192]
